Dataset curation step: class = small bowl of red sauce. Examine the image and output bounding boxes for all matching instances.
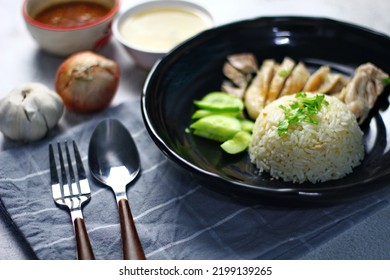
[23,0,120,56]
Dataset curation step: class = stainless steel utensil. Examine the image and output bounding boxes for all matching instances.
[49,140,95,260]
[88,119,145,260]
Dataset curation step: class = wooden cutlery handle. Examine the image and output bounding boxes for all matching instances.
[118,198,146,260]
[74,217,96,260]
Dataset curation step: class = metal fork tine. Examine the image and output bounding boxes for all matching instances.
[73,140,87,180]
[73,140,91,195]
[49,144,63,201]
[57,142,69,198]
[49,144,59,185]
[65,141,76,185]
[65,141,79,197]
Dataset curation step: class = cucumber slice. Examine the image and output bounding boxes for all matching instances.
[190,115,241,142]
[194,92,244,112]
[191,109,240,119]
[239,119,255,132]
[220,131,252,154]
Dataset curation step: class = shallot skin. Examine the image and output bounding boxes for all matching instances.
[55,51,119,113]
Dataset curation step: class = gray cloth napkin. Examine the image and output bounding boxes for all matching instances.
[0,99,389,260]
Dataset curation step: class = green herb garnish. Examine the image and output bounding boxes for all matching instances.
[278,69,291,77]
[383,77,390,86]
[277,92,329,136]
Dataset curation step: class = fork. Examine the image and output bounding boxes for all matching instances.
[49,140,95,260]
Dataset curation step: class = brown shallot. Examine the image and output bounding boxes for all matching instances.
[55,51,119,113]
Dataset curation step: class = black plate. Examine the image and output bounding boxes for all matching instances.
[141,16,390,204]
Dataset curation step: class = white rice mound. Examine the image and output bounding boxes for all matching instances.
[248,93,365,184]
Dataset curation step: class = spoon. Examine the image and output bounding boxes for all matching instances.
[88,118,146,260]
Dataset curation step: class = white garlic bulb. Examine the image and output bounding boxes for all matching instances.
[0,83,64,142]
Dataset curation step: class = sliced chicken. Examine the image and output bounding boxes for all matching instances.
[279,62,310,96]
[223,61,250,89]
[328,76,350,95]
[222,53,259,99]
[303,65,330,92]
[221,80,246,99]
[227,53,258,74]
[266,57,295,104]
[245,59,276,120]
[340,63,389,124]
[317,73,342,93]
[262,60,278,100]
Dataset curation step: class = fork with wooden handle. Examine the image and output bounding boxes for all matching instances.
[49,140,95,260]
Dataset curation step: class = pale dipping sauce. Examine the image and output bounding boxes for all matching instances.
[119,7,212,52]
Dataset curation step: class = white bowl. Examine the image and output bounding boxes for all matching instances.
[23,0,120,56]
[112,0,213,69]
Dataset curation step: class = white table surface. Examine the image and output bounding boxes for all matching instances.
[1,0,389,260]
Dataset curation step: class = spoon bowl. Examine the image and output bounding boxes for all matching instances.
[88,118,146,260]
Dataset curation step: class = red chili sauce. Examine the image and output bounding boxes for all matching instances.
[34,2,110,27]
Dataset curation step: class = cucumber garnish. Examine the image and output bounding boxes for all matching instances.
[188,92,254,154]
[221,131,252,154]
[194,92,244,112]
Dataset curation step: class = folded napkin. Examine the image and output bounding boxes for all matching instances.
[1,99,390,260]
